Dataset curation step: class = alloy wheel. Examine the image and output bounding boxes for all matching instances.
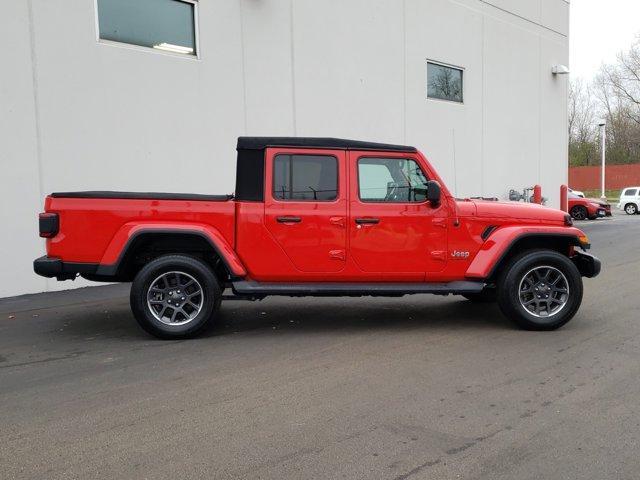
[518,266,569,318]
[146,271,204,326]
[571,206,586,220]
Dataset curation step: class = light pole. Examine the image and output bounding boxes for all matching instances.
[598,120,606,199]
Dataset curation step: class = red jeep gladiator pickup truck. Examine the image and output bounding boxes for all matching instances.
[34,137,600,338]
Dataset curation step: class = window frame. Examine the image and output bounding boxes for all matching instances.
[426,59,465,104]
[356,156,430,204]
[94,0,201,60]
[271,153,340,203]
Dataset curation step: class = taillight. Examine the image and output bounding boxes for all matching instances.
[39,212,59,238]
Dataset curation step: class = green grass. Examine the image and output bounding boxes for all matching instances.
[582,189,620,203]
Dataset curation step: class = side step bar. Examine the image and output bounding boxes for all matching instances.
[230,280,485,298]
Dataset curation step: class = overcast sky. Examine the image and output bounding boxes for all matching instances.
[570,0,640,81]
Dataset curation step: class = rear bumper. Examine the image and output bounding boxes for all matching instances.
[571,251,601,278]
[33,256,98,280]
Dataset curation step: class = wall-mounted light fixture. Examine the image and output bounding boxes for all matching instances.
[551,65,570,75]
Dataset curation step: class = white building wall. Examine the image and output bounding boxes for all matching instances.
[0,0,569,297]
[1,0,48,296]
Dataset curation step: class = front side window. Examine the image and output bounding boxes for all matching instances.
[427,61,463,103]
[273,155,338,201]
[97,0,197,56]
[358,158,428,203]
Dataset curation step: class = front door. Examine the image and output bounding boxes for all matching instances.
[264,148,347,272]
[348,151,448,278]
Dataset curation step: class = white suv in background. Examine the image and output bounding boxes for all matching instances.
[618,187,640,215]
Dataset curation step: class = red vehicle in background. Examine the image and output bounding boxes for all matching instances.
[34,137,600,339]
[568,194,612,220]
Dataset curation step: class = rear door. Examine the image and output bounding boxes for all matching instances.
[264,148,347,272]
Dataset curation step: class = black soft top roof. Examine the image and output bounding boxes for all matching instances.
[237,136,417,153]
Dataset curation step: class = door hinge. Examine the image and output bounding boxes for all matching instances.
[431,250,447,261]
[432,218,447,228]
[329,249,346,260]
[329,216,345,228]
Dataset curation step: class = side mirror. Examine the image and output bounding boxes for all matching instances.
[426,180,441,206]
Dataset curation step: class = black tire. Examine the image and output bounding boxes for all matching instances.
[624,203,638,215]
[130,255,221,339]
[462,289,497,303]
[496,250,583,331]
[570,205,588,221]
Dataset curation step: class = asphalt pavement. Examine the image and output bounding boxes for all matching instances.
[1,211,639,480]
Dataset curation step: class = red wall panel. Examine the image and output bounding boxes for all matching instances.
[569,164,640,190]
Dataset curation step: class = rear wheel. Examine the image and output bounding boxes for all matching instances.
[497,250,583,331]
[130,255,221,339]
[625,203,638,215]
[570,205,588,220]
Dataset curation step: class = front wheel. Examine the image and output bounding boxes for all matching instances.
[497,250,583,331]
[570,205,588,220]
[130,255,221,339]
[625,203,638,215]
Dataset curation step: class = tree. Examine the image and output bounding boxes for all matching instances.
[595,40,640,166]
[569,37,640,167]
[601,39,640,126]
[568,78,598,166]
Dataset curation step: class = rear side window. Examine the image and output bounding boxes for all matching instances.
[358,158,429,202]
[623,188,638,196]
[273,154,338,201]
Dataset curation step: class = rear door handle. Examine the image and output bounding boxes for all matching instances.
[355,218,380,225]
[276,216,302,223]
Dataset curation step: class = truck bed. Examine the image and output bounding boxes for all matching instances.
[44,192,236,265]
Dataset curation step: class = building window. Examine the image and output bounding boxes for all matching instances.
[427,61,463,103]
[97,0,197,56]
[273,155,338,201]
[358,158,429,203]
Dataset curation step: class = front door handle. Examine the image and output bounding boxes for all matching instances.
[276,216,302,224]
[355,218,380,225]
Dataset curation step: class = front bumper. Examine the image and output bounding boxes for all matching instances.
[33,255,98,280]
[589,205,610,217]
[571,251,601,278]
